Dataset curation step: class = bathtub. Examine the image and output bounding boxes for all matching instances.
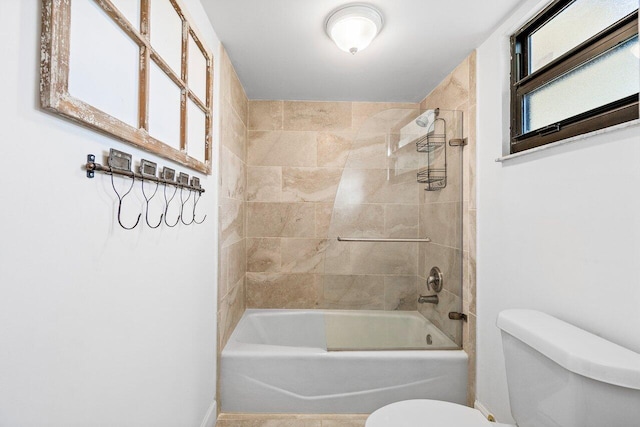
[220,309,468,413]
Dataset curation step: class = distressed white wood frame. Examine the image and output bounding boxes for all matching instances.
[41,0,213,174]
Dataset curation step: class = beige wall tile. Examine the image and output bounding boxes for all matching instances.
[323,240,352,275]
[419,202,461,249]
[246,273,319,309]
[335,169,419,205]
[282,167,343,202]
[421,57,470,111]
[248,100,283,130]
[229,65,248,124]
[220,146,246,200]
[320,275,384,310]
[220,197,244,248]
[329,204,385,238]
[384,276,418,310]
[246,202,316,238]
[468,104,477,210]
[218,278,246,349]
[390,138,422,170]
[281,238,329,273]
[384,204,419,238]
[248,131,317,167]
[468,50,477,105]
[464,313,477,406]
[349,242,418,275]
[317,132,354,168]
[422,242,463,297]
[247,238,282,273]
[468,209,477,315]
[218,247,229,301]
[352,102,419,132]
[221,98,247,162]
[247,166,282,202]
[228,239,246,286]
[315,203,334,238]
[283,101,352,131]
[344,133,388,169]
[219,47,232,105]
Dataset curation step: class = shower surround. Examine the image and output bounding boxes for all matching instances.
[217,51,477,408]
[245,101,421,310]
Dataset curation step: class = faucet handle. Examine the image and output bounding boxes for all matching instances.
[427,267,443,292]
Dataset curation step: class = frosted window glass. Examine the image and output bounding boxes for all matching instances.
[524,36,639,133]
[68,0,139,127]
[529,0,637,72]
[150,0,183,75]
[148,62,181,150]
[188,35,208,102]
[187,100,206,163]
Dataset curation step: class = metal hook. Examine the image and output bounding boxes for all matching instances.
[163,183,180,227]
[192,191,207,225]
[180,188,195,225]
[141,176,163,229]
[110,170,141,230]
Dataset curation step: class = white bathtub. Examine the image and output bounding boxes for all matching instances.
[220,309,468,413]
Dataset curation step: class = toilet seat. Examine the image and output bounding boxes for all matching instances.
[365,399,514,427]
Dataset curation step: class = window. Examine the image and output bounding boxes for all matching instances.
[510,0,639,153]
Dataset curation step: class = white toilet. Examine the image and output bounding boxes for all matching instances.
[366,309,640,427]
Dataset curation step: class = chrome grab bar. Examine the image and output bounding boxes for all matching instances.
[337,236,431,242]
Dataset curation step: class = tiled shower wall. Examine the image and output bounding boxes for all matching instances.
[217,48,248,351]
[245,101,422,310]
[418,52,477,405]
[217,51,477,406]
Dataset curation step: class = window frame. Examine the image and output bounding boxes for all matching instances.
[510,0,639,154]
[40,0,214,174]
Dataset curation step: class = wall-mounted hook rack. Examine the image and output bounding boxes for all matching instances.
[85,152,205,194]
[84,149,206,230]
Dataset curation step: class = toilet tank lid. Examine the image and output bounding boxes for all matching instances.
[497,309,640,390]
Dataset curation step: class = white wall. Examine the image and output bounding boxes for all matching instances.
[476,0,640,422]
[0,1,221,426]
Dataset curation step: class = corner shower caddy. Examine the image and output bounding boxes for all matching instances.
[416,110,447,191]
[414,109,466,191]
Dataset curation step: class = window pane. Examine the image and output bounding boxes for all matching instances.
[524,35,639,133]
[150,0,183,76]
[529,0,637,72]
[148,61,181,150]
[187,100,206,163]
[68,0,139,127]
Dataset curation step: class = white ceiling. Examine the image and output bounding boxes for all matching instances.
[201,0,527,102]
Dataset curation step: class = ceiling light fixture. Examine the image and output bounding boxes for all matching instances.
[325,4,384,55]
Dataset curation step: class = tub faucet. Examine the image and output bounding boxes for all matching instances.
[418,294,439,305]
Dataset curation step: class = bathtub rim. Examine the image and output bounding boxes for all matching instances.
[223,308,464,354]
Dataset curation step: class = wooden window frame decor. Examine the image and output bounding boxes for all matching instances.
[41,0,213,174]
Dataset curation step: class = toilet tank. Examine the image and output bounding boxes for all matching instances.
[497,310,640,427]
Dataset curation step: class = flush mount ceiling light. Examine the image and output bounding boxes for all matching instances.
[325,4,384,55]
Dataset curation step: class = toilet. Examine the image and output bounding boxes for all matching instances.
[366,309,640,427]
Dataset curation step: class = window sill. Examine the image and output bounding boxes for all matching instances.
[495,119,640,163]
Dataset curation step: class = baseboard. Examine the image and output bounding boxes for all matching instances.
[474,400,496,422]
[200,400,217,427]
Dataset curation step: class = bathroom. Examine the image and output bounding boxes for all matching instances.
[0,0,638,426]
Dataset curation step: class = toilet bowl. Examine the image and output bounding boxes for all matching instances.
[366,399,513,427]
[366,309,640,427]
